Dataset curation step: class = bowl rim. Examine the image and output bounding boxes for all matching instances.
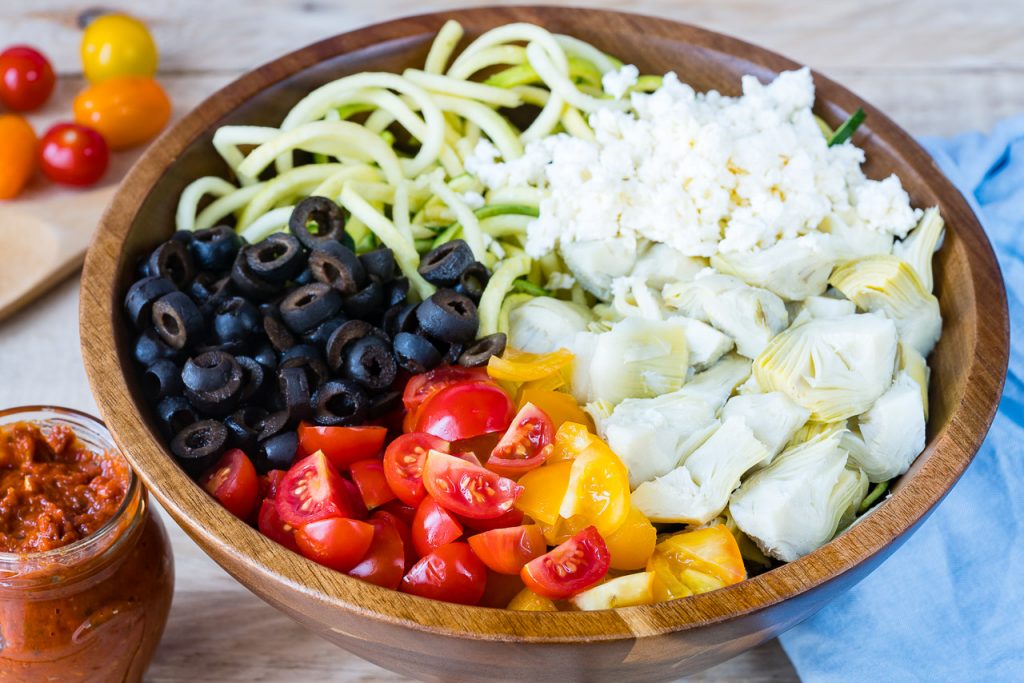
[80,4,1009,643]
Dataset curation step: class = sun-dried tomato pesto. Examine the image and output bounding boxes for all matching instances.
[0,421,129,553]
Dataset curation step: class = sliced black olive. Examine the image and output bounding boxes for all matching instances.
[170,230,195,246]
[279,344,329,389]
[309,241,365,295]
[156,395,198,436]
[293,268,314,286]
[455,261,490,303]
[256,431,299,473]
[245,233,306,283]
[279,283,343,334]
[386,277,410,307]
[343,280,385,319]
[182,351,244,416]
[224,406,268,453]
[325,320,388,372]
[190,225,243,272]
[213,296,261,346]
[415,289,478,343]
[171,419,228,476]
[289,196,353,251]
[231,248,282,301]
[251,340,278,370]
[142,358,184,401]
[278,366,313,421]
[441,341,464,365]
[125,276,176,329]
[311,379,369,426]
[382,302,418,338]
[147,240,195,288]
[189,273,234,313]
[459,333,507,367]
[368,390,401,419]
[263,314,295,353]
[359,247,396,282]
[303,315,348,348]
[134,329,179,366]
[256,410,292,442]
[344,336,397,390]
[418,240,474,286]
[392,332,441,374]
[152,291,205,350]
[235,356,266,402]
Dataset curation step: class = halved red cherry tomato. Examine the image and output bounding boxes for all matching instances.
[400,542,487,605]
[38,122,109,187]
[412,496,464,557]
[383,432,450,507]
[261,469,288,501]
[276,452,359,527]
[298,423,387,469]
[0,46,55,112]
[349,459,396,510]
[478,571,526,608]
[402,365,490,417]
[200,449,259,520]
[412,382,516,441]
[258,499,299,552]
[374,509,416,570]
[422,450,523,520]
[378,499,417,528]
[339,478,369,520]
[456,506,524,532]
[521,526,610,600]
[468,524,546,575]
[348,511,407,589]
[295,517,375,572]
[487,403,555,478]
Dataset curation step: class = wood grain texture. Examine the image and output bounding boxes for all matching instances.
[75,5,1009,682]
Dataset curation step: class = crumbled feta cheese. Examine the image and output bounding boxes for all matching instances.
[602,64,639,99]
[460,191,486,210]
[467,67,921,264]
[545,272,576,290]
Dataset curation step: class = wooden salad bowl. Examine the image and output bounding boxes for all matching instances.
[80,6,1009,681]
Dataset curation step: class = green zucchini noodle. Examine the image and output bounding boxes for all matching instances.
[174,19,642,327]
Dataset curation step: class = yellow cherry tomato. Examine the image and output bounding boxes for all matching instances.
[81,13,158,83]
[514,459,573,526]
[603,506,657,571]
[0,115,37,199]
[558,430,630,537]
[507,587,558,611]
[647,552,693,601]
[647,525,747,598]
[549,421,595,462]
[73,77,171,150]
[571,571,655,610]
[487,348,574,383]
[538,514,588,545]
[517,386,592,431]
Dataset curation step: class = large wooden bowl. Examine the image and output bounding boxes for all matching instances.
[80,6,1009,681]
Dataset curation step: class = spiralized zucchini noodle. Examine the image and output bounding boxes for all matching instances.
[176,20,642,324]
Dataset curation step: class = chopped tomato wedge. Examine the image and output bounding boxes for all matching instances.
[455,506,524,532]
[467,524,546,575]
[257,499,299,552]
[514,460,573,526]
[520,526,610,600]
[487,348,574,383]
[412,381,516,441]
[383,432,451,507]
[651,525,746,591]
[422,450,523,520]
[412,496,464,556]
[517,386,593,431]
[604,506,658,571]
[276,452,360,527]
[400,542,487,605]
[297,424,387,469]
[374,508,416,570]
[378,499,417,528]
[486,402,555,478]
[402,365,490,416]
[348,511,407,590]
[295,517,375,572]
[549,421,593,462]
[349,459,396,509]
[558,428,630,537]
[261,469,287,501]
[200,448,259,520]
[339,477,369,520]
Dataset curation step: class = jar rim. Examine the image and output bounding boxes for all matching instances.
[0,405,139,565]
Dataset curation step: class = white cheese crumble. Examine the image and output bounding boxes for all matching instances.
[601,64,639,100]
[466,67,922,260]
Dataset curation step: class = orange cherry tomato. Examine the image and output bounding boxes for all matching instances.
[0,115,37,199]
[521,526,610,600]
[467,524,546,575]
[73,76,171,150]
[199,448,259,520]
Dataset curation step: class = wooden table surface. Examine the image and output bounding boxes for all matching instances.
[1,1,1020,680]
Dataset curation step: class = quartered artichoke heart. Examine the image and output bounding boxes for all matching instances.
[508,296,594,354]
[721,391,811,466]
[893,206,944,293]
[842,371,927,482]
[677,353,752,411]
[710,233,835,301]
[729,431,869,562]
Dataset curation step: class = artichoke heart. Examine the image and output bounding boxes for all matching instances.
[729,432,869,562]
[829,254,942,357]
[898,341,931,419]
[791,295,857,326]
[842,371,926,482]
[569,316,689,405]
[678,353,752,411]
[675,317,734,369]
[753,313,898,422]
[631,242,708,289]
[594,391,719,488]
[710,234,835,301]
[560,236,638,299]
[820,211,894,262]
[631,417,770,525]
[509,297,594,354]
[893,206,944,293]
[722,392,811,464]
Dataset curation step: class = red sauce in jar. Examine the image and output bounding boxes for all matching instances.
[0,421,129,553]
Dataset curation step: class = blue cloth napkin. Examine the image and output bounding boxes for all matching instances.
[778,116,1024,682]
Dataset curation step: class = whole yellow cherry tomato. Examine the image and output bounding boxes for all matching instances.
[0,115,37,199]
[81,14,158,83]
[73,77,170,149]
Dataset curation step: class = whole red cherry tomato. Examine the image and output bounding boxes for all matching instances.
[38,123,109,187]
[0,46,55,112]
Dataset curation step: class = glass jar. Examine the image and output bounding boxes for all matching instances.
[0,407,174,683]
